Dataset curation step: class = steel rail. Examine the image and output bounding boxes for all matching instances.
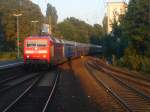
[0,74,26,85]
[0,62,23,70]
[0,73,41,93]
[91,57,150,82]
[42,70,60,112]
[85,62,133,112]
[90,61,150,101]
[87,61,150,112]
[2,75,42,112]
[2,70,60,112]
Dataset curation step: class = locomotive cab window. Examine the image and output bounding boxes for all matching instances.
[26,40,36,47]
[26,40,48,47]
[37,40,48,47]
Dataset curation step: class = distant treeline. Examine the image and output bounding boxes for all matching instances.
[55,17,104,44]
[0,0,104,53]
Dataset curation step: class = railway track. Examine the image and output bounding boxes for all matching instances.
[85,61,150,112]
[0,66,25,80]
[0,74,26,85]
[90,58,150,96]
[0,68,43,112]
[91,57,150,82]
[0,64,45,89]
[0,66,34,86]
[0,72,41,94]
[2,70,60,112]
[0,62,23,70]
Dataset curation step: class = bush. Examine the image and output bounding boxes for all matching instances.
[119,46,150,73]
[0,52,17,61]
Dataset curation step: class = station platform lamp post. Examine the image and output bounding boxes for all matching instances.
[13,13,22,58]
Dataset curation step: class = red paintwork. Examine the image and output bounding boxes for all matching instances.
[24,37,53,64]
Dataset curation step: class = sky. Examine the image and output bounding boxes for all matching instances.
[31,0,129,25]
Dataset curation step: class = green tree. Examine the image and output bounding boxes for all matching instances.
[56,17,93,43]
[46,3,58,33]
[89,24,103,45]
[121,0,150,55]
[0,0,44,51]
[106,0,150,72]
[102,14,108,34]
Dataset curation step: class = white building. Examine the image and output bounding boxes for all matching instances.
[107,1,127,33]
[42,24,51,35]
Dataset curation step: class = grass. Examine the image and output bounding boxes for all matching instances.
[0,52,18,61]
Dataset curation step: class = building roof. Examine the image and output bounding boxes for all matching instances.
[107,1,127,5]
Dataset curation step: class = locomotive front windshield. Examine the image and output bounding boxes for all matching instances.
[26,40,48,47]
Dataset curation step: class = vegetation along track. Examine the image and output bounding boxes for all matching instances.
[85,61,150,112]
[90,58,150,96]
[2,69,60,112]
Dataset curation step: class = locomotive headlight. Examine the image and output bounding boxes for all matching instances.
[43,55,46,58]
[39,50,47,53]
[27,55,30,58]
[26,50,34,54]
